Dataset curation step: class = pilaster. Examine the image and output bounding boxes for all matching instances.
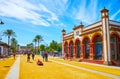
[90,43,94,60]
[68,46,70,57]
[101,7,111,65]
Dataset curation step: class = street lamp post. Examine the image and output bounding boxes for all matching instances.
[0,19,4,56]
[0,19,4,42]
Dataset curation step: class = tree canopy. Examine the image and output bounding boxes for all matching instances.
[49,40,60,51]
[40,44,45,51]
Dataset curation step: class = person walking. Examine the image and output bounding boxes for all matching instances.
[13,53,16,60]
[42,53,45,61]
[45,52,48,61]
[32,53,35,60]
[27,53,30,62]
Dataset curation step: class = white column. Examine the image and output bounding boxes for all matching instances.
[106,19,111,62]
[102,18,111,64]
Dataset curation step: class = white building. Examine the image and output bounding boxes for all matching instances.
[0,41,9,57]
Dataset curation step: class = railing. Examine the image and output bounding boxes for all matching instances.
[64,32,73,37]
[109,20,120,26]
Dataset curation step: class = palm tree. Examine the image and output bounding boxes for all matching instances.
[35,35,43,54]
[33,38,37,54]
[3,29,15,55]
[26,43,33,53]
[11,38,17,46]
[11,38,17,52]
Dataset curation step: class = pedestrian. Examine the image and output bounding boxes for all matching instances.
[32,53,35,60]
[27,53,30,62]
[13,53,16,60]
[42,53,45,61]
[45,52,48,61]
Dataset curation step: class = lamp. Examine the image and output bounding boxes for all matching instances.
[0,20,4,24]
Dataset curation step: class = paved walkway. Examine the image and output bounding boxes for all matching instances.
[50,59,120,79]
[3,55,120,79]
[5,55,20,79]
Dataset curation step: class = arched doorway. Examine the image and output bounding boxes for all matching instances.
[69,41,74,57]
[94,36,102,60]
[111,35,119,60]
[64,42,68,54]
[84,38,90,59]
[75,40,80,58]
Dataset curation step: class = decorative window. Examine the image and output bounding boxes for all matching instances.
[102,13,104,16]
[84,39,90,59]
[106,13,108,16]
[110,36,119,60]
[94,36,102,60]
[76,31,79,36]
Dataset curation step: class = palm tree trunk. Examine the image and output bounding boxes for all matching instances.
[34,42,36,54]
[8,36,10,55]
[38,41,39,54]
[15,44,16,53]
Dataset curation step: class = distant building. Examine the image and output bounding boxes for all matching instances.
[0,41,9,57]
[62,8,120,66]
[19,46,27,54]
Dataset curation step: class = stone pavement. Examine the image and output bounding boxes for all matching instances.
[50,59,120,79]
[5,55,20,79]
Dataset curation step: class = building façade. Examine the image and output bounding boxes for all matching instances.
[62,8,120,66]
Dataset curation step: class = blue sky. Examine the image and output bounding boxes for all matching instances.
[0,0,120,46]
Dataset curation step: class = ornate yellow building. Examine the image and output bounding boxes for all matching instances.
[62,8,120,66]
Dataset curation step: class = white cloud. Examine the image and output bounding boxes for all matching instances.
[75,0,98,24]
[54,23,66,28]
[38,3,59,22]
[110,9,120,20]
[37,0,69,16]
[0,0,59,26]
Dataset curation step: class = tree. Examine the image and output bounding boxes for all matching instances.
[49,40,62,56]
[11,38,17,52]
[35,35,43,54]
[40,44,45,51]
[33,38,37,53]
[40,44,46,54]
[49,40,59,51]
[46,46,52,52]
[11,38,17,47]
[26,43,34,53]
[3,29,15,55]
[57,44,62,52]
[16,44,20,53]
